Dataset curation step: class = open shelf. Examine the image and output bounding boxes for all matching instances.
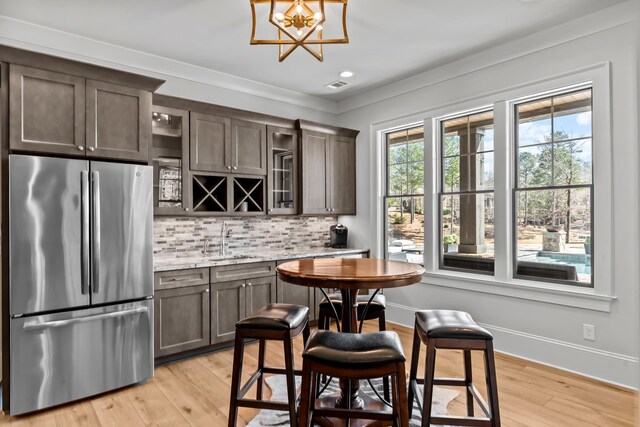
[192,175,228,213]
[233,177,265,213]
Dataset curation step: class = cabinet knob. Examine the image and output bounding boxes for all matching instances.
[247,283,252,287]
[268,209,273,212]
[184,208,190,212]
[204,289,209,293]
[326,208,330,212]
[241,283,246,288]
[88,147,95,152]
[78,146,84,151]
[227,166,232,170]
[232,166,237,170]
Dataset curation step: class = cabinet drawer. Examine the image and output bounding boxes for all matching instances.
[210,262,276,283]
[154,268,210,290]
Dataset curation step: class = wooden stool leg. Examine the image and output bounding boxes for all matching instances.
[256,339,266,400]
[283,332,298,427]
[396,362,410,427]
[228,332,245,427]
[407,327,421,419]
[379,311,391,402]
[302,319,311,345]
[463,349,474,417]
[484,341,501,427]
[298,359,313,427]
[420,339,436,427]
[391,372,399,427]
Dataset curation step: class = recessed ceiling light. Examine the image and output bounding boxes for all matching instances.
[339,70,354,78]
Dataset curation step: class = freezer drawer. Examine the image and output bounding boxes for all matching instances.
[10,300,153,415]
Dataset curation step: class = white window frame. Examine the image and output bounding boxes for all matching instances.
[372,62,615,312]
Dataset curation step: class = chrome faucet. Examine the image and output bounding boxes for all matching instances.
[220,222,231,256]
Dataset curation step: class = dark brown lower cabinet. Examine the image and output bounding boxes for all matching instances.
[210,279,246,345]
[210,276,277,344]
[245,276,277,317]
[154,284,210,357]
[276,276,316,321]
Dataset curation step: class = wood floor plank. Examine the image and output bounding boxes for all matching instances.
[0,322,636,426]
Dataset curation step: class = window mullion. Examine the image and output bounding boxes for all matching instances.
[493,100,511,281]
[424,117,437,272]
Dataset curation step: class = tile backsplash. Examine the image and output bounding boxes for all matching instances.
[154,216,338,258]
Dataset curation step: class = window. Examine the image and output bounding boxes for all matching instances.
[384,125,424,264]
[514,88,593,286]
[439,111,495,273]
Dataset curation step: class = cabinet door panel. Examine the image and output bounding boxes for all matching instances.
[329,135,356,215]
[267,126,298,215]
[211,280,245,344]
[9,64,85,155]
[276,277,315,321]
[155,285,210,357]
[246,276,277,316]
[232,119,266,175]
[190,112,231,173]
[86,80,151,162]
[301,130,329,215]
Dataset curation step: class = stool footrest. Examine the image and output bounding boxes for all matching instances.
[433,378,467,387]
[314,407,395,422]
[430,415,492,426]
[236,398,291,411]
[239,367,303,399]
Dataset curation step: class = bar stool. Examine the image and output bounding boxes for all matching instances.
[298,329,409,427]
[407,310,501,427]
[317,292,387,333]
[317,292,390,399]
[228,303,311,427]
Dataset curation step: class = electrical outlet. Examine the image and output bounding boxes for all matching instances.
[583,324,596,341]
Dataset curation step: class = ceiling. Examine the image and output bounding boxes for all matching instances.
[0,0,626,102]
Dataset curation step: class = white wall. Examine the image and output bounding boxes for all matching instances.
[338,2,639,388]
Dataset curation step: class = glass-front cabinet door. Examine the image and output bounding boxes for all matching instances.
[151,105,190,215]
[267,126,298,215]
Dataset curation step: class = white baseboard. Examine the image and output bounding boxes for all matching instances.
[386,302,639,390]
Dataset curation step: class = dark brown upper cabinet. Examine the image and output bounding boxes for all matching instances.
[299,120,358,216]
[151,105,190,216]
[231,119,267,175]
[328,135,356,215]
[301,130,330,215]
[86,80,151,162]
[267,126,298,215]
[9,64,86,156]
[190,112,231,173]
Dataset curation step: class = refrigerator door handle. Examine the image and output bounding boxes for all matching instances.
[22,306,148,331]
[81,170,90,295]
[91,171,101,294]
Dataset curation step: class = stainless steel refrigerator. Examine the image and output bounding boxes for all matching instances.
[8,154,154,415]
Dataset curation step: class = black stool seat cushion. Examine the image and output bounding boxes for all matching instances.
[236,304,309,330]
[319,293,386,309]
[303,330,405,367]
[415,310,492,340]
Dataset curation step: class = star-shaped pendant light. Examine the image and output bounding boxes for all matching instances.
[250,0,349,62]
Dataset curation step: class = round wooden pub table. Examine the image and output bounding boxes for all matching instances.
[276,257,424,427]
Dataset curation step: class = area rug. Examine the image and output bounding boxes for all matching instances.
[246,375,459,427]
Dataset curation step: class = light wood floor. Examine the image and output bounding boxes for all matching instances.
[0,322,637,426]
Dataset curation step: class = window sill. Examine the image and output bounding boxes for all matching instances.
[421,270,616,312]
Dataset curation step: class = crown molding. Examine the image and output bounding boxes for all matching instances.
[0,15,338,116]
[335,1,636,115]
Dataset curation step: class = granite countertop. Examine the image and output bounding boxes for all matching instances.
[153,247,370,272]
